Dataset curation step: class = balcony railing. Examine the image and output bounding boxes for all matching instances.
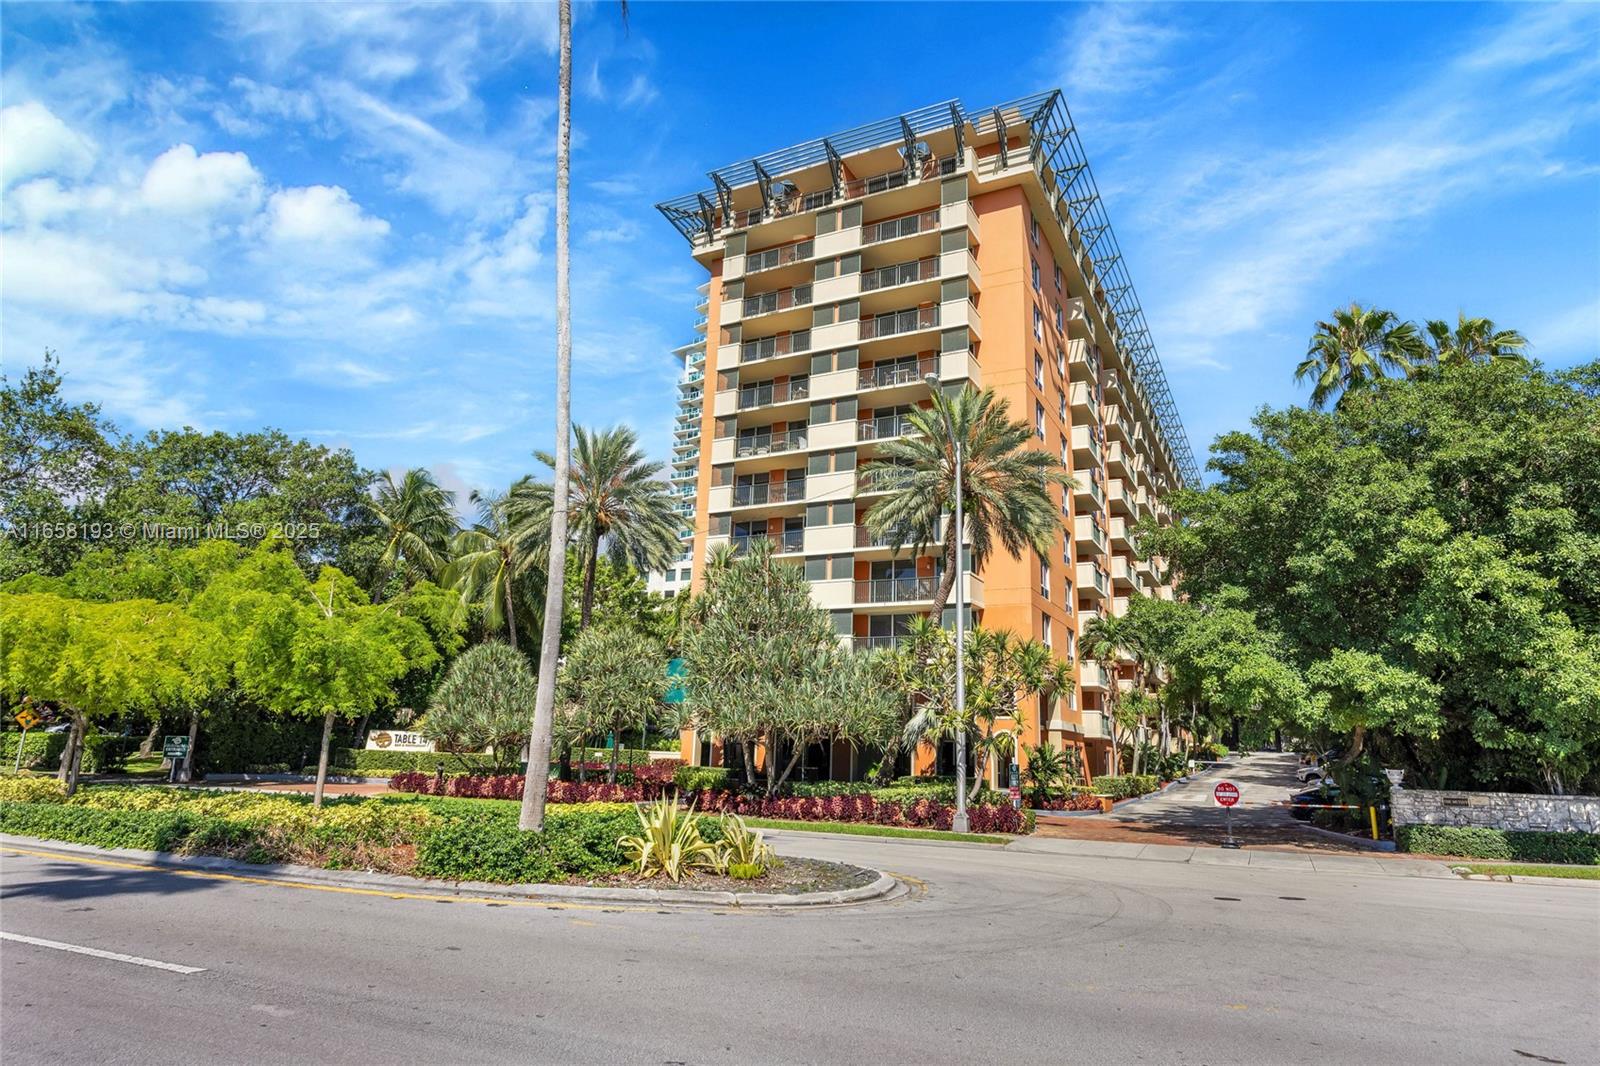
[737,379,810,409]
[857,416,916,442]
[744,240,815,274]
[853,635,905,650]
[739,329,812,364]
[854,525,941,548]
[858,357,937,391]
[734,428,808,457]
[862,210,938,245]
[731,530,804,554]
[855,576,935,604]
[742,284,813,318]
[732,480,806,506]
[859,306,939,340]
[860,257,939,292]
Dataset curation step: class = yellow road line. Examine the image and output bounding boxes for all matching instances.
[0,845,661,913]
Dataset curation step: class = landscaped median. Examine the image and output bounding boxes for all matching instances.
[0,778,897,904]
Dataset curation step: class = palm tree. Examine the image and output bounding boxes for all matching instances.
[1295,303,1426,408]
[1080,612,1133,774]
[444,490,546,650]
[519,426,679,630]
[860,387,1074,619]
[1424,312,1529,368]
[371,468,456,589]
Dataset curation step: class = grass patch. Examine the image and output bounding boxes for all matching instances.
[119,756,167,776]
[740,817,1008,845]
[1455,863,1600,881]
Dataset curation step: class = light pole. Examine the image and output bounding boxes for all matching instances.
[926,373,968,833]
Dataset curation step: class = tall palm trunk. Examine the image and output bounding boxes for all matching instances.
[502,577,519,650]
[928,511,961,620]
[580,533,600,629]
[520,0,573,832]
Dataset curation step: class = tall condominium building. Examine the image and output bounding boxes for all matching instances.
[647,282,709,597]
[656,91,1197,782]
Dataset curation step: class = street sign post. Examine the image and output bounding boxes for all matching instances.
[1008,785,1022,810]
[163,735,190,783]
[1214,780,1241,849]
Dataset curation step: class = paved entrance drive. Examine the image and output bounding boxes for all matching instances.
[1037,751,1376,853]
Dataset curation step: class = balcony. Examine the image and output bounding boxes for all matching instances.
[1079,662,1109,691]
[860,256,939,293]
[737,379,810,410]
[1067,338,1100,383]
[739,329,812,365]
[854,635,905,651]
[862,210,938,246]
[732,479,806,507]
[857,415,917,442]
[718,156,960,232]
[1073,516,1106,556]
[1071,424,1103,468]
[735,428,808,458]
[1074,476,1104,510]
[731,529,804,555]
[1076,562,1108,600]
[744,240,815,275]
[859,306,939,340]
[855,576,935,604]
[1063,297,1096,342]
[742,284,813,319]
[1109,516,1136,552]
[854,525,942,549]
[859,357,937,391]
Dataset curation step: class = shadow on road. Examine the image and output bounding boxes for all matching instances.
[1,857,227,903]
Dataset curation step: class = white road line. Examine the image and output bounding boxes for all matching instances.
[0,931,206,974]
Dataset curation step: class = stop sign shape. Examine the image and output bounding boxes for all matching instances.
[1214,781,1241,807]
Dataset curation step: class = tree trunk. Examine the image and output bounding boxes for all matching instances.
[353,711,371,752]
[1159,706,1170,757]
[62,712,86,797]
[742,740,757,787]
[871,738,900,786]
[518,0,572,833]
[558,740,573,782]
[928,512,962,621]
[765,729,778,796]
[607,732,619,784]
[771,742,804,797]
[580,536,600,630]
[178,707,200,783]
[313,709,336,808]
[502,578,519,651]
[138,719,160,757]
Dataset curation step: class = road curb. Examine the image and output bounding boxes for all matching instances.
[0,833,901,909]
[761,827,1009,851]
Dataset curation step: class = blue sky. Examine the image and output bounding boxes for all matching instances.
[3,2,1596,501]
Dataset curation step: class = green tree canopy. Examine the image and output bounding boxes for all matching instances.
[424,641,537,773]
[558,625,669,782]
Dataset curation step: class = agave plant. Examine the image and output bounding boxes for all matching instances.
[716,812,774,872]
[618,798,720,882]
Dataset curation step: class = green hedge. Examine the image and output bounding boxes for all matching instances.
[330,749,507,776]
[1091,775,1161,800]
[0,802,253,854]
[1396,825,1600,864]
[674,766,732,792]
[0,731,65,772]
[409,802,640,884]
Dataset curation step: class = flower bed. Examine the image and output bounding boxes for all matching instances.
[1032,793,1104,812]
[387,772,1030,834]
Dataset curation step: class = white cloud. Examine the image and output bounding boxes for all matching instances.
[0,101,96,188]
[263,184,390,244]
[140,143,263,215]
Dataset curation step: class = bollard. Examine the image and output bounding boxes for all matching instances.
[1368,805,1379,841]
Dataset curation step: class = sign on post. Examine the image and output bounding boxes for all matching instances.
[1008,785,1022,810]
[163,735,191,759]
[1213,780,1241,849]
[14,708,41,731]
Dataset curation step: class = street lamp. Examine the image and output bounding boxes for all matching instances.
[926,372,969,833]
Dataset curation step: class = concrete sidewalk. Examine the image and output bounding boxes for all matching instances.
[1008,834,1457,877]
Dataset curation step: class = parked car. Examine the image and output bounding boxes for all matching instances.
[1289,783,1339,820]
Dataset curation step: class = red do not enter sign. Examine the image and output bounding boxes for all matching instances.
[1213,781,1241,807]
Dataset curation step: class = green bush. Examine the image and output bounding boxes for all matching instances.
[0,731,66,772]
[412,802,639,883]
[0,801,246,854]
[674,765,732,793]
[81,735,130,774]
[331,749,504,777]
[1091,775,1160,800]
[1396,825,1600,864]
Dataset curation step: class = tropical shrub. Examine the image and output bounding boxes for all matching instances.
[1396,825,1600,864]
[0,776,66,803]
[727,862,764,880]
[1091,775,1161,800]
[716,812,773,871]
[674,765,732,793]
[618,799,721,882]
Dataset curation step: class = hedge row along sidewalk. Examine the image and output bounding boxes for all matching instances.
[1396,824,1600,865]
[388,771,1033,835]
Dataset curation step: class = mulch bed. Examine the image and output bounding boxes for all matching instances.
[585,856,877,894]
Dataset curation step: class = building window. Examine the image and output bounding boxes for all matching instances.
[1029,215,1040,246]
[1033,307,1044,341]
[1060,433,1069,467]
[1056,345,1066,377]
[1053,263,1062,290]
[1054,303,1063,332]
[1041,612,1053,649]
[1035,402,1045,438]
[1040,561,1051,598]
[1031,261,1041,292]
[1066,629,1076,660]
[1033,353,1044,388]
[1058,390,1066,421]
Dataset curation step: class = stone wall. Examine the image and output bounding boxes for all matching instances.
[1391,788,1600,833]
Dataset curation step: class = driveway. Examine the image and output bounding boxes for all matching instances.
[1036,751,1372,852]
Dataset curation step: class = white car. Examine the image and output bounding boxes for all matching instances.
[1295,763,1328,783]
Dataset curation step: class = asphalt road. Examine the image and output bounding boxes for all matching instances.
[2,833,1596,1066]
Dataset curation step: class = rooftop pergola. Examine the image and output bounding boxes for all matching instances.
[656,91,1200,488]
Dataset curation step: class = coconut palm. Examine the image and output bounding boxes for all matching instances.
[516,426,679,630]
[859,387,1074,619]
[444,490,546,650]
[371,468,456,588]
[1080,612,1135,774]
[1295,303,1426,408]
[1423,313,1529,368]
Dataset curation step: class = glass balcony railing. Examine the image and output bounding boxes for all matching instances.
[734,428,808,457]
[858,306,939,340]
[854,576,934,604]
[858,357,937,391]
[737,379,810,409]
[857,416,916,442]
[732,480,806,506]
